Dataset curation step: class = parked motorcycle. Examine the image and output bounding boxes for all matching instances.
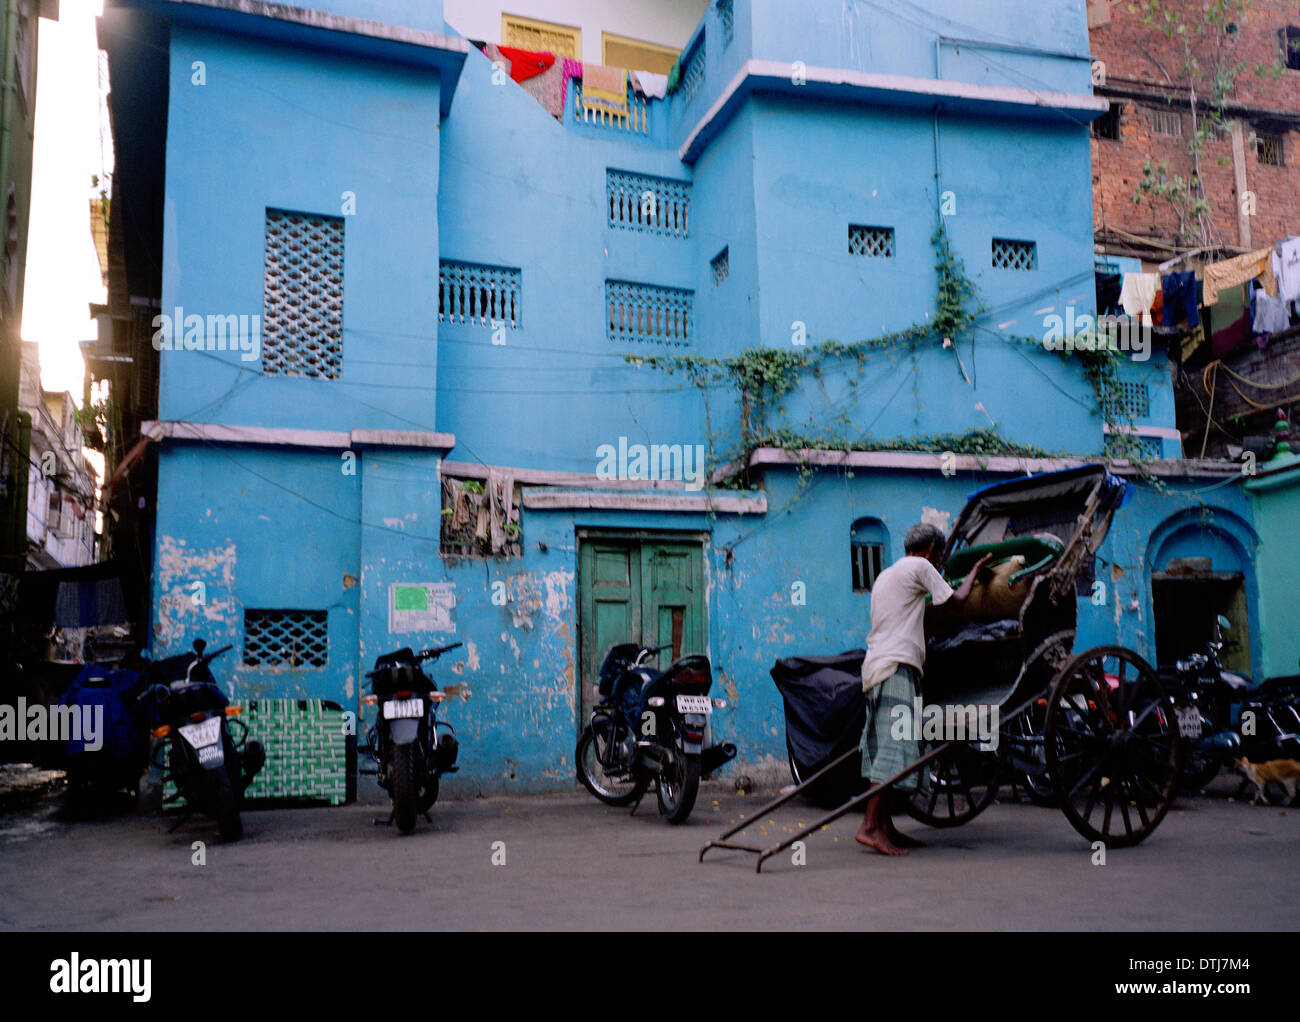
[1160,617,1300,791]
[148,640,265,842]
[363,643,462,834]
[577,642,736,824]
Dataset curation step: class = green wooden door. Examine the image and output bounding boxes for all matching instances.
[577,537,705,733]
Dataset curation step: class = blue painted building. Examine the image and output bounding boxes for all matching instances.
[99,0,1261,793]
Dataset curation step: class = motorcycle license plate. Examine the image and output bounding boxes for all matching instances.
[178,717,224,762]
[1174,703,1202,739]
[675,695,711,715]
[383,698,423,720]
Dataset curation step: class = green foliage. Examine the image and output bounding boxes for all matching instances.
[631,231,1152,492]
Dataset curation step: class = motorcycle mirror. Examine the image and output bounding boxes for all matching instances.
[193,638,207,656]
[1216,614,1231,632]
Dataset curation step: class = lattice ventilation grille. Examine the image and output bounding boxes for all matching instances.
[992,238,1037,271]
[439,261,521,327]
[262,210,345,379]
[848,225,895,258]
[607,170,690,237]
[244,609,329,668]
[607,280,694,345]
[1103,381,1150,420]
[711,247,729,285]
[681,39,706,105]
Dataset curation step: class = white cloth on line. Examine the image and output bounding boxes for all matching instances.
[1272,237,1300,304]
[1119,272,1159,324]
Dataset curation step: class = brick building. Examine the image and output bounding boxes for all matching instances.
[1088,0,1300,460]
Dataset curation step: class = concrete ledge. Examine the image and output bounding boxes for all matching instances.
[522,487,767,514]
[144,420,454,451]
[680,58,1109,163]
[744,447,1243,479]
[443,459,716,491]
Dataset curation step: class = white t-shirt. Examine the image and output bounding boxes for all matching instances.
[861,556,954,691]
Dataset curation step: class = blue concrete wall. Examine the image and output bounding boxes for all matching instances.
[151,443,363,702]
[158,23,443,435]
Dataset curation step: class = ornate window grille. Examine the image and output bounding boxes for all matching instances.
[681,37,706,105]
[244,609,329,668]
[992,238,1037,271]
[607,170,690,237]
[438,261,521,328]
[262,209,345,379]
[711,247,729,285]
[606,280,694,345]
[848,225,895,258]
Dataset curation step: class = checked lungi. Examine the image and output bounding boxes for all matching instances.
[860,663,931,796]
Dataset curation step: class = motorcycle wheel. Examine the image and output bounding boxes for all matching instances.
[392,743,417,834]
[211,746,243,843]
[656,720,701,825]
[577,723,648,806]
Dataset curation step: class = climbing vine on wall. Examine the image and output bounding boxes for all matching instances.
[626,228,1152,489]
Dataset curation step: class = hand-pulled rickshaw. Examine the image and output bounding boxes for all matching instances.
[701,465,1191,872]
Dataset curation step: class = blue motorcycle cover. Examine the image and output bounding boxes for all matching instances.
[59,666,143,758]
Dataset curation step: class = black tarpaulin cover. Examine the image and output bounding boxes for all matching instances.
[771,649,867,771]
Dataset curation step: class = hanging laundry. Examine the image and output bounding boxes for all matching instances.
[519,51,566,118]
[496,45,556,83]
[1161,271,1199,329]
[581,63,629,116]
[1202,248,1275,305]
[1252,283,1292,335]
[1208,282,1250,357]
[1273,237,1300,304]
[560,58,582,116]
[629,70,669,100]
[1119,272,1159,323]
[666,56,682,94]
[1095,271,1122,317]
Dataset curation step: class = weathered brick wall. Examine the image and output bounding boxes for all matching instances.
[1090,0,1300,251]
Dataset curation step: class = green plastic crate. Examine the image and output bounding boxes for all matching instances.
[163,699,352,807]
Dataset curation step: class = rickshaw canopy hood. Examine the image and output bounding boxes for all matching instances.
[943,464,1133,559]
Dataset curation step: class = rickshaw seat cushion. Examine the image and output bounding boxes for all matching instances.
[944,534,1064,586]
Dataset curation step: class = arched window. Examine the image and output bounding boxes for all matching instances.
[851,518,889,593]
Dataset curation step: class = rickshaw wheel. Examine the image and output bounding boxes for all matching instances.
[905,741,1000,828]
[1045,645,1179,848]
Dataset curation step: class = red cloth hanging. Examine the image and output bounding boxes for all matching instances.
[497,46,556,83]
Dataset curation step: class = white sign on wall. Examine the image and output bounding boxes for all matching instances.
[389,582,456,633]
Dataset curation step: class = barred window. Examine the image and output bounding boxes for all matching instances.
[848,225,895,258]
[244,609,328,668]
[851,518,889,593]
[1150,109,1182,136]
[1254,130,1283,166]
[606,280,693,345]
[992,238,1036,271]
[439,261,521,328]
[262,210,345,379]
[711,247,729,285]
[718,0,734,48]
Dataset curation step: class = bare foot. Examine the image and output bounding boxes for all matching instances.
[854,827,909,856]
[888,828,925,848]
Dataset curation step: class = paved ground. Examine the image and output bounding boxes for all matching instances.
[0,773,1295,930]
